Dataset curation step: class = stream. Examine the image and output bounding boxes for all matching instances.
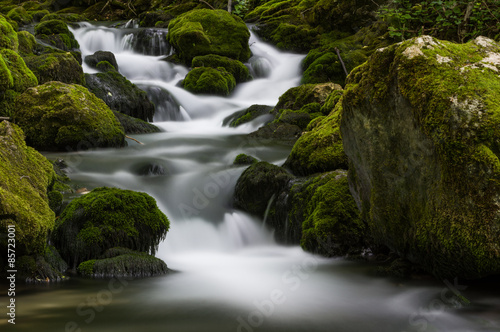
[3,22,500,332]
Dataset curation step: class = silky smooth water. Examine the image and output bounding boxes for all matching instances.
[3,23,499,332]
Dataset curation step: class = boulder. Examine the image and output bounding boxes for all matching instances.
[85,69,155,121]
[14,82,125,151]
[84,51,119,71]
[341,36,500,278]
[183,66,236,96]
[0,15,19,51]
[192,54,250,83]
[226,104,273,127]
[167,9,251,65]
[53,187,170,269]
[0,122,56,257]
[34,19,79,52]
[24,52,85,85]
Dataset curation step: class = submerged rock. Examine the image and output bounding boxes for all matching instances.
[53,187,170,269]
[14,81,125,151]
[341,36,500,279]
[167,9,251,65]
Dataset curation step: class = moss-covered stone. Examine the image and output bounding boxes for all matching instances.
[183,66,236,96]
[84,50,119,71]
[341,36,500,279]
[78,248,169,278]
[283,102,347,176]
[0,15,19,51]
[167,9,251,65]
[53,187,170,268]
[17,30,36,56]
[227,104,273,127]
[14,81,125,151]
[0,48,38,92]
[274,83,341,112]
[192,54,250,83]
[85,69,155,121]
[34,19,79,51]
[7,6,32,26]
[291,171,365,256]
[23,52,85,85]
[0,121,56,257]
[234,161,293,217]
[233,153,259,166]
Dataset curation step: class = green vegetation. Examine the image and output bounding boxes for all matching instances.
[53,187,170,268]
[34,19,80,51]
[378,0,500,42]
[24,52,85,85]
[192,54,251,83]
[14,81,125,151]
[183,66,236,96]
[167,9,251,65]
[233,153,259,165]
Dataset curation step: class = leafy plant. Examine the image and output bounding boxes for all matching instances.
[378,0,500,42]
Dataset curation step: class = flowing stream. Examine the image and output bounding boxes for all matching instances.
[4,22,500,332]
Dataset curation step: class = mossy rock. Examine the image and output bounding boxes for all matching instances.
[84,50,119,71]
[0,48,38,92]
[34,19,79,51]
[23,52,85,85]
[233,153,259,166]
[274,83,343,113]
[7,6,32,26]
[17,254,66,282]
[53,187,170,268]
[192,54,251,83]
[167,9,251,65]
[291,171,365,256]
[283,102,347,176]
[17,30,36,56]
[183,66,236,96]
[234,161,293,217]
[85,70,155,121]
[341,36,500,279]
[113,110,161,134]
[227,104,273,127]
[247,122,302,145]
[14,81,125,151]
[78,248,169,278]
[0,121,56,257]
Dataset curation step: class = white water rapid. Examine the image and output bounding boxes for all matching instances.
[10,22,498,332]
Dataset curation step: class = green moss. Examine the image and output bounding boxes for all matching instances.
[0,48,38,92]
[183,66,236,96]
[53,187,170,268]
[233,153,258,166]
[34,19,79,51]
[32,9,50,22]
[274,83,341,112]
[192,54,251,83]
[48,190,63,214]
[112,110,161,134]
[17,30,36,56]
[96,60,116,72]
[24,51,84,85]
[7,6,32,25]
[0,15,18,51]
[228,104,273,127]
[292,171,365,256]
[0,54,13,91]
[341,36,500,278]
[167,9,251,65]
[283,102,347,176]
[14,81,125,151]
[78,250,169,278]
[0,121,56,256]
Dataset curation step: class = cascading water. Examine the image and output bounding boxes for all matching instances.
[9,23,499,332]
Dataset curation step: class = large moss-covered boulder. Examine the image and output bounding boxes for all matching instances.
[14,82,125,151]
[6,7,32,26]
[0,15,19,51]
[0,48,38,92]
[53,187,170,268]
[192,54,250,83]
[183,66,236,96]
[0,122,56,258]
[85,68,155,121]
[341,36,500,279]
[34,19,79,51]
[167,9,251,65]
[24,52,85,85]
[78,247,169,278]
[17,30,37,56]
